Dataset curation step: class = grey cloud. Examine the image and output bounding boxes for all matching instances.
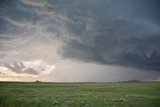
[0,0,40,24]
[56,0,160,71]
[0,0,160,73]
[41,19,61,33]
[0,18,27,36]
[4,62,39,75]
[67,19,86,36]
[60,20,160,71]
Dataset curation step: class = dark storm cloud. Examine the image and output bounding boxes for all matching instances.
[42,19,61,33]
[0,18,26,36]
[67,19,86,36]
[0,0,40,24]
[56,0,160,71]
[0,0,160,72]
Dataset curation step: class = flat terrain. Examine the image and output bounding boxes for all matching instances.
[0,82,160,107]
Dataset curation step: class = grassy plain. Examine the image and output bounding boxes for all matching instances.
[0,82,160,107]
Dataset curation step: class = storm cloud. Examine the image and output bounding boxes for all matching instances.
[0,0,160,81]
[56,0,160,71]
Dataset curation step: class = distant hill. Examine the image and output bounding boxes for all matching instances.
[122,79,141,83]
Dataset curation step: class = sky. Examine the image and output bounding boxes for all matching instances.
[0,0,160,82]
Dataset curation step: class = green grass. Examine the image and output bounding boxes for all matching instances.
[0,82,160,107]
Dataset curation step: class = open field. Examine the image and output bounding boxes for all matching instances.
[0,82,160,107]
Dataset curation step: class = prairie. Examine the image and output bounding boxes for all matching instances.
[0,82,160,107]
